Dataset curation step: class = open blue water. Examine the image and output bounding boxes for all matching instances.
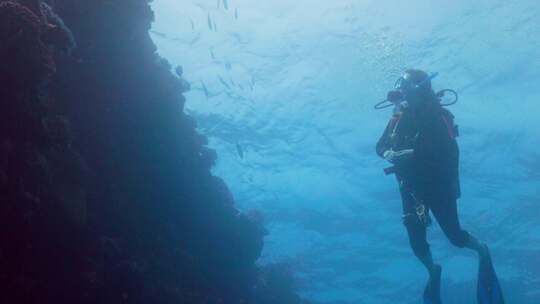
[150,1,539,303]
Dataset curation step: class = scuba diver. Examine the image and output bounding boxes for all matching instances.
[374,69,504,304]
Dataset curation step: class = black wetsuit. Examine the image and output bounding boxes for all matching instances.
[376,100,470,260]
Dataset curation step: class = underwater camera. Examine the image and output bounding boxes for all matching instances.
[374,72,459,110]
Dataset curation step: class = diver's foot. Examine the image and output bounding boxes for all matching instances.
[424,264,442,304]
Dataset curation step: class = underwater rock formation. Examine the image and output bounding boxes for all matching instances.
[0,0,305,303]
[0,1,53,86]
[0,1,87,303]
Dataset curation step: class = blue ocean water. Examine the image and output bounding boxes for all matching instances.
[150,1,540,303]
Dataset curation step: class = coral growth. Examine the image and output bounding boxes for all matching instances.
[0,1,87,303]
[40,2,77,53]
[0,1,54,86]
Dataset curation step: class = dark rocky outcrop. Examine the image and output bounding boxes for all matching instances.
[0,0,306,303]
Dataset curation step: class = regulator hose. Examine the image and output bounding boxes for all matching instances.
[374,99,394,110]
[436,89,459,106]
[374,89,459,110]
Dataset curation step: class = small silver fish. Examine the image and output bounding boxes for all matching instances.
[207,13,212,30]
[201,81,209,98]
[236,143,244,159]
[235,8,238,19]
[150,30,167,38]
[188,34,200,46]
[175,65,183,77]
[218,75,231,89]
[223,0,229,10]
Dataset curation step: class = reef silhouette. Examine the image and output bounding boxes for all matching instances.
[0,1,307,303]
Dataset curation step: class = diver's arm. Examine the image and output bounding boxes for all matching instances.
[384,149,414,163]
[376,119,415,164]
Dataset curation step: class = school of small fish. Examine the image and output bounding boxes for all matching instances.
[169,1,250,159]
[154,0,254,146]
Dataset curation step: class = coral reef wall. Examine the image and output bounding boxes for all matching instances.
[0,0,303,303]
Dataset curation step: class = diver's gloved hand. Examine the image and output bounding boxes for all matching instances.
[383,149,414,163]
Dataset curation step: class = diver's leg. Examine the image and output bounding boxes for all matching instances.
[430,196,488,258]
[403,214,434,270]
[431,196,504,302]
[400,188,442,303]
[400,188,437,273]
